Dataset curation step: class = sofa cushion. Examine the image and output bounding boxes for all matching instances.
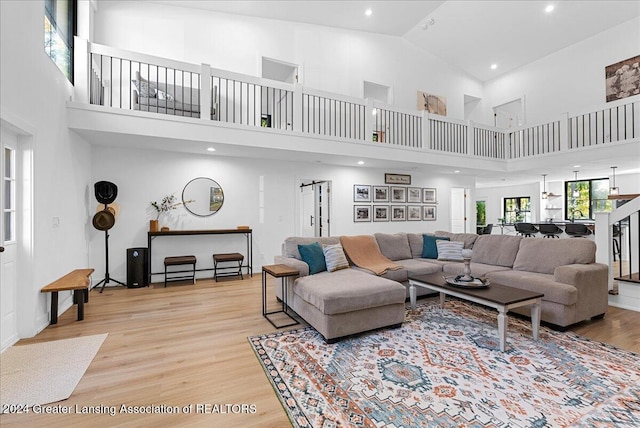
[434,231,478,249]
[407,233,430,258]
[422,234,450,259]
[374,233,412,261]
[283,236,341,259]
[298,242,327,275]
[323,243,349,272]
[471,235,522,267]
[293,269,406,315]
[442,262,512,277]
[437,240,464,261]
[488,270,578,306]
[398,258,443,276]
[513,238,596,275]
[132,75,156,98]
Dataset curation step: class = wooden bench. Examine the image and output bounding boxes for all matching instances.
[41,269,94,324]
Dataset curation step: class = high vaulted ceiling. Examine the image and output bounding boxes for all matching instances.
[140,0,640,82]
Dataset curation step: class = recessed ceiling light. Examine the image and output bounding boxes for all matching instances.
[545,4,555,13]
[357,160,365,165]
[573,164,581,168]
[206,147,216,152]
[490,64,498,70]
[365,9,372,17]
[454,170,460,174]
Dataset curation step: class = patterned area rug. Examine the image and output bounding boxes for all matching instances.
[249,300,640,427]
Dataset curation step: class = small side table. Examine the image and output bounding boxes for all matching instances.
[262,264,300,328]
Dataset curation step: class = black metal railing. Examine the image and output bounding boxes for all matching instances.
[302,93,365,140]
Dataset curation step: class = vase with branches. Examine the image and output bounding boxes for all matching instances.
[149,193,193,231]
[150,194,184,221]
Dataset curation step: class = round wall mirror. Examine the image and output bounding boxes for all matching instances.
[182,177,224,217]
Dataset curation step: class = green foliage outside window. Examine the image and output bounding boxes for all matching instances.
[476,201,486,226]
[565,178,612,221]
[503,197,531,224]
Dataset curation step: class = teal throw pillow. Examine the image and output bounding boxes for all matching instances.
[298,242,327,275]
[422,235,450,259]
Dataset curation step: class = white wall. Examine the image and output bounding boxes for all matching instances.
[1,1,93,338]
[89,145,474,283]
[92,1,485,122]
[484,17,640,125]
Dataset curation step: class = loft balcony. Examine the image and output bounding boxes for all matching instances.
[68,39,639,171]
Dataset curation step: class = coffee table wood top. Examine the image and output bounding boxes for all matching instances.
[409,272,544,305]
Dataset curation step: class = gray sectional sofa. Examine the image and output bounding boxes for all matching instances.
[274,232,608,342]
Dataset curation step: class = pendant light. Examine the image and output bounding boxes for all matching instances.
[572,171,580,198]
[610,166,619,196]
[541,174,548,199]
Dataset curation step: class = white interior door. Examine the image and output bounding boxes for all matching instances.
[299,180,332,237]
[300,184,315,237]
[493,97,524,129]
[1,129,18,351]
[450,187,468,233]
[317,181,331,237]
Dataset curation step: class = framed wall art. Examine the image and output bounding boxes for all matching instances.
[407,205,422,221]
[417,91,447,116]
[391,186,406,203]
[354,205,371,222]
[353,184,371,202]
[605,55,640,102]
[385,173,411,185]
[373,185,389,203]
[423,205,437,221]
[373,205,389,222]
[407,187,421,203]
[422,188,437,203]
[391,205,406,221]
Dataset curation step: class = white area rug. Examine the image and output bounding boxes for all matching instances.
[1,334,107,410]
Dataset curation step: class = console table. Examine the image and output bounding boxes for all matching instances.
[147,229,252,283]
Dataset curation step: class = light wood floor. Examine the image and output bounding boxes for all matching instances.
[2,275,639,427]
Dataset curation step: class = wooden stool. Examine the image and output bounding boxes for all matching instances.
[213,253,244,281]
[164,255,197,287]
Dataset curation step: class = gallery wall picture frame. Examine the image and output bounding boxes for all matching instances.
[407,187,421,203]
[373,205,390,222]
[391,186,406,203]
[373,185,389,203]
[354,205,371,222]
[385,173,411,185]
[391,205,406,221]
[353,184,371,202]
[422,188,437,203]
[407,205,422,221]
[423,205,437,221]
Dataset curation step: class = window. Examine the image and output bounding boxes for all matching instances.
[3,147,16,243]
[44,0,76,82]
[476,200,486,226]
[503,197,531,224]
[565,178,612,221]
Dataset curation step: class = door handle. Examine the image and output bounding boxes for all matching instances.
[310,215,314,226]
[0,246,4,252]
